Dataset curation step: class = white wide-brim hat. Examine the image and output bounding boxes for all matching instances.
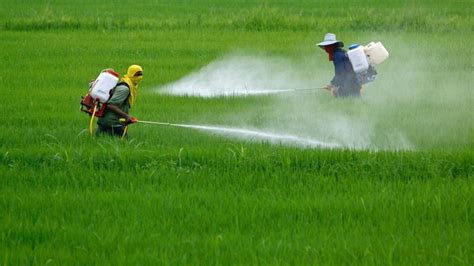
[316,33,342,48]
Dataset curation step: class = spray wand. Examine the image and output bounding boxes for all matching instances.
[282,87,327,92]
[242,86,327,95]
[120,118,182,128]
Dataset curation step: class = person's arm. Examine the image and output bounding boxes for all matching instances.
[106,104,132,123]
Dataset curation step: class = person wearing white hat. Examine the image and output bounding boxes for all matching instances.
[317,33,361,97]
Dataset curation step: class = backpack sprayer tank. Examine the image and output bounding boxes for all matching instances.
[347,42,389,85]
[89,70,120,103]
[81,69,119,129]
[347,44,369,74]
[80,69,119,118]
[364,42,389,65]
[80,69,120,135]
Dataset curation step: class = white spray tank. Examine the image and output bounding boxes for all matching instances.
[364,42,389,65]
[347,44,369,73]
[89,69,120,103]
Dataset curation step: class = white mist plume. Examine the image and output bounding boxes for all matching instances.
[157,53,324,97]
[179,124,340,149]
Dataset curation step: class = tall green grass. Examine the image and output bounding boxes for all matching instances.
[1,0,473,265]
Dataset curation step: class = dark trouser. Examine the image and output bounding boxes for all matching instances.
[96,123,127,137]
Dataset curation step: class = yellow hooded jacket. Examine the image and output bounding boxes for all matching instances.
[120,65,143,107]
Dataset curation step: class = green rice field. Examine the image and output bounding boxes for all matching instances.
[1,1,473,265]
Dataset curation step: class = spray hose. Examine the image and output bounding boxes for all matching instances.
[89,103,98,135]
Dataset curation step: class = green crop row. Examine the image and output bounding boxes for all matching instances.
[4,10,470,33]
[2,1,471,32]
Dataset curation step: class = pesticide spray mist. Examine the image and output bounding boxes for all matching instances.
[154,43,468,150]
[158,53,324,97]
[154,52,414,150]
[138,120,339,148]
[155,53,350,149]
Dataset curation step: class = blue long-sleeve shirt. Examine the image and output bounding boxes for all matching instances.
[331,48,360,97]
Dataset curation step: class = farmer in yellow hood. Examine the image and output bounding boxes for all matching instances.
[97,65,143,137]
